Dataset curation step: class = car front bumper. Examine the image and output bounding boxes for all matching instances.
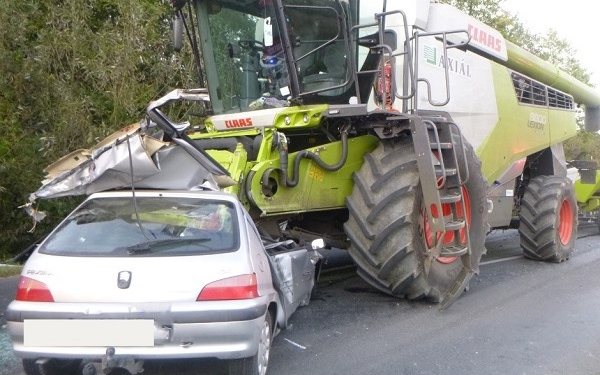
[6,297,271,360]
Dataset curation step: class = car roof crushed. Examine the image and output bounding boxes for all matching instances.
[22,116,235,229]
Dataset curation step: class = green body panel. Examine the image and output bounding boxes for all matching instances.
[194,122,379,215]
[574,172,600,211]
[477,63,577,183]
[247,135,379,215]
[505,41,600,108]
[203,105,327,133]
[548,107,578,143]
[189,128,262,139]
[207,145,248,198]
[271,105,328,130]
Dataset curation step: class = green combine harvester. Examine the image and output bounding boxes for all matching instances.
[570,161,600,230]
[31,0,600,309]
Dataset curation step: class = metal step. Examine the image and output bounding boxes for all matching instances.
[435,166,457,176]
[422,116,448,130]
[444,219,465,231]
[414,116,474,311]
[440,191,462,204]
[440,244,468,257]
[431,142,453,149]
[439,266,474,311]
[412,115,469,238]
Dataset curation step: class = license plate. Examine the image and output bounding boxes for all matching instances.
[24,319,154,347]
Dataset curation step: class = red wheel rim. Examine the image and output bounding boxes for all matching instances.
[423,186,471,264]
[558,198,574,245]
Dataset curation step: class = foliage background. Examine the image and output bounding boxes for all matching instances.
[0,0,598,259]
[0,0,198,259]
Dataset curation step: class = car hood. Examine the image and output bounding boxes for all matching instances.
[22,251,252,303]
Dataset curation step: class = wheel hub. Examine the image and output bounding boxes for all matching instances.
[558,197,574,246]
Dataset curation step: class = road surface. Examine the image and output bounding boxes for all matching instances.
[1,226,599,375]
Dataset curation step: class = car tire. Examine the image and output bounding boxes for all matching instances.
[22,358,81,375]
[228,310,272,375]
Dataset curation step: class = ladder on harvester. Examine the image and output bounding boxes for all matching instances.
[410,115,474,309]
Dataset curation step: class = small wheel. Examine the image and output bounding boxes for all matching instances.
[519,175,578,262]
[22,358,81,375]
[228,311,272,375]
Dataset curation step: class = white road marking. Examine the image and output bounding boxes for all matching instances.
[284,338,306,350]
[480,255,522,265]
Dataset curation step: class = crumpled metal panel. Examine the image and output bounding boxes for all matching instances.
[34,134,158,199]
[41,124,144,185]
[32,130,219,201]
[268,248,321,324]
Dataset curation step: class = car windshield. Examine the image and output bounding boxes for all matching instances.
[39,196,239,256]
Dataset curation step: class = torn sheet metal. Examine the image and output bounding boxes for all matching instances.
[31,124,228,201]
[34,134,159,199]
[41,124,143,185]
[267,247,322,325]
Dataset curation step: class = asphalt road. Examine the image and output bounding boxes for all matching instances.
[2,225,600,375]
[270,228,600,375]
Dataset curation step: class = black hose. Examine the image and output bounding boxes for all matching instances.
[262,130,349,188]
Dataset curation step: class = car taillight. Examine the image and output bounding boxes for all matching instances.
[197,274,259,301]
[15,276,54,302]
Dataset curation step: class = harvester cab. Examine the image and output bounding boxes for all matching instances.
[191,0,357,113]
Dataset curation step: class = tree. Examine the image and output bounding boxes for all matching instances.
[530,29,591,84]
[442,0,590,84]
[0,0,197,259]
[564,130,600,163]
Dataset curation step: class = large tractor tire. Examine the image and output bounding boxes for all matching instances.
[519,175,577,262]
[344,134,487,302]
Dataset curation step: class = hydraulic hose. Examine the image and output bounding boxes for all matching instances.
[261,130,349,189]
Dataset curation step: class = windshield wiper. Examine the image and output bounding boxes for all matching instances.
[71,208,115,224]
[126,237,211,254]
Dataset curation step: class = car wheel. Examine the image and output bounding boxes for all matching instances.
[22,358,81,375]
[228,310,272,375]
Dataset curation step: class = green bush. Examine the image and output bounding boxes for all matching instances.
[0,0,197,259]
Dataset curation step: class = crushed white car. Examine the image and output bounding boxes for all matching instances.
[7,190,322,375]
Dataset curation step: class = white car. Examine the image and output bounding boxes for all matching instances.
[6,190,322,375]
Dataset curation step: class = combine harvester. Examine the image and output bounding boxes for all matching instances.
[569,160,600,231]
[31,0,600,309]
